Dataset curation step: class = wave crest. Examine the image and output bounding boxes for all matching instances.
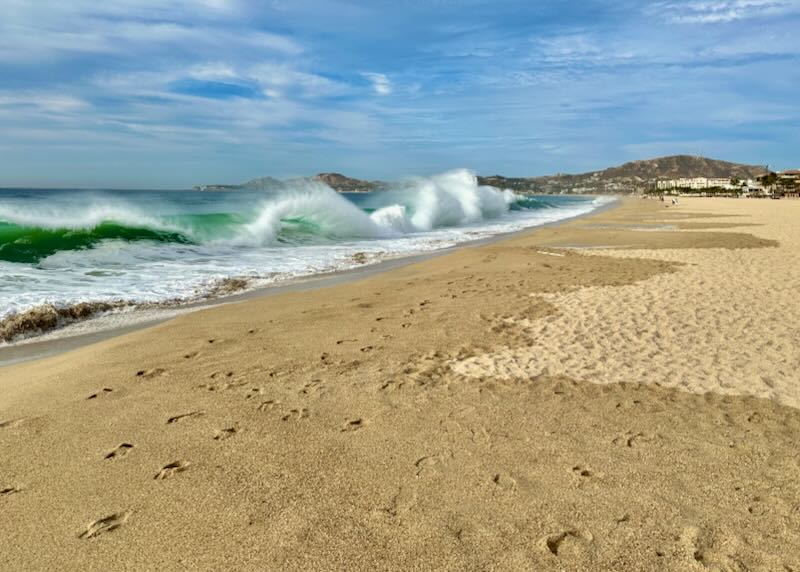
[0,169,521,262]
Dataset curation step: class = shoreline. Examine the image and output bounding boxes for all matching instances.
[3,196,799,570]
[0,196,616,367]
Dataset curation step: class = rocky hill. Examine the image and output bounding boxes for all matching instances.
[195,156,769,195]
[600,155,767,180]
[479,155,769,194]
[195,173,380,193]
[194,177,287,192]
[313,173,381,193]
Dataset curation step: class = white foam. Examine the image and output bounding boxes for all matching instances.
[0,172,611,328]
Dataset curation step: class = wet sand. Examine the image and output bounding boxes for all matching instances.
[0,199,616,367]
[1,197,799,570]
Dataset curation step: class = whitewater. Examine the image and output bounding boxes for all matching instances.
[0,170,608,342]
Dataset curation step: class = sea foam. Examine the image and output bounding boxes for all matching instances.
[0,170,608,342]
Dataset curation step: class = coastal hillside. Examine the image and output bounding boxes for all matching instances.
[195,173,380,193]
[598,155,767,180]
[479,155,769,194]
[313,173,382,193]
[196,156,769,195]
[194,176,284,192]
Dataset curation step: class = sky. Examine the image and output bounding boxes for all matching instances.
[0,0,798,188]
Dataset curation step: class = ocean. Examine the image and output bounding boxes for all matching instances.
[0,169,608,342]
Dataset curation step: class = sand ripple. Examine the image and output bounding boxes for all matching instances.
[451,199,800,408]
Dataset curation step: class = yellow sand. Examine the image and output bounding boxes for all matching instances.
[453,198,800,408]
[1,197,799,571]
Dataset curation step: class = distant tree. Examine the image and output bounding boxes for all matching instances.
[758,172,778,186]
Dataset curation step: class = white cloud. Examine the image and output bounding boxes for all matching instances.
[0,93,88,113]
[0,3,302,63]
[652,0,797,24]
[250,64,348,98]
[361,72,393,96]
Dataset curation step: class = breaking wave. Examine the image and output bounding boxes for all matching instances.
[0,169,522,263]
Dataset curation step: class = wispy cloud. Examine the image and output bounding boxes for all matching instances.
[652,0,797,23]
[0,0,798,187]
[361,72,393,96]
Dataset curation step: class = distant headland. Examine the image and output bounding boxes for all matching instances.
[195,155,798,196]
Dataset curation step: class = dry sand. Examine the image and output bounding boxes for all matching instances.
[1,197,799,571]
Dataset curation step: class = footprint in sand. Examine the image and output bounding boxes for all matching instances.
[105,443,134,460]
[388,486,417,516]
[154,461,191,480]
[257,400,281,412]
[0,417,33,429]
[341,418,367,432]
[612,432,649,448]
[245,387,266,399]
[166,411,204,424]
[747,411,763,423]
[415,455,441,477]
[281,408,310,422]
[300,380,327,398]
[541,529,594,556]
[136,368,166,379]
[492,472,518,492]
[209,371,235,380]
[214,427,238,441]
[79,511,132,539]
[87,388,113,400]
[571,465,594,478]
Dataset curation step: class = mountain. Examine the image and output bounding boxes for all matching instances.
[240,176,285,191]
[195,156,769,195]
[195,173,380,193]
[478,155,769,194]
[194,176,284,192]
[597,155,767,180]
[313,173,382,193]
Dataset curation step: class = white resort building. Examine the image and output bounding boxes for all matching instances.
[656,177,739,191]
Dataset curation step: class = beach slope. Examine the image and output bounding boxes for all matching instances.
[1,198,799,571]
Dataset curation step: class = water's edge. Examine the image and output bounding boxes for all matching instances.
[0,197,618,367]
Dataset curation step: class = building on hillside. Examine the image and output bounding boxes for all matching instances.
[779,170,800,197]
[707,177,736,188]
[656,177,738,191]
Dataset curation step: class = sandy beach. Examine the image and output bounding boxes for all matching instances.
[2,197,799,570]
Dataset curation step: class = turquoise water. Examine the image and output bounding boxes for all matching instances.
[0,169,605,328]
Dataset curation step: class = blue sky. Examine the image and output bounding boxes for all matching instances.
[1,0,798,188]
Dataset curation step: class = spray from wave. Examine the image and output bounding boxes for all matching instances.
[0,169,521,262]
[0,170,608,344]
